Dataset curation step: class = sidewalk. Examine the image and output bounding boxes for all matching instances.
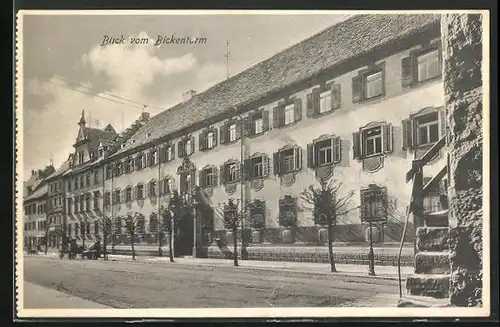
[22,281,110,309]
[33,251,413,281]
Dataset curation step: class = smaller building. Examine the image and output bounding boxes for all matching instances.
[23,183,48,249]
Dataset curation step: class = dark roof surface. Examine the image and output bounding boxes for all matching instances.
[46,159,71,180]
[85,127,117,151]
[24,183,48,202]
[112,14,440,158]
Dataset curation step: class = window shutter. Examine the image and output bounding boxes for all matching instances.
[294,97,302,122]
[306,93,314,117]
[158,180,163,196]
[332,136,342,163]
[177,141,184,158]
[402,119,413,150]
[235,162,241,182]
[219,164,226,184]
[262,110,269,132]
[199,132,206,151]
[383,123,393,153]
[294,147,302,171]
[146,152,152,167]
[401,56,414,87]
[170,145,175,160]
[353,132,361,159]
[439,108,446,139]
[307,143,315,168]
[243,117,250,137]
[190,136,195,155]
[198,169,205,187]
[312,88,320,115]
[159,147,166,163]
[236,119,242,140]
[262,155,269,177]
[243,158,252,180]
[219,124,227,144]
[352,75,363,103]
[273,152,280,175]
[331,84,341,109]
[212,128,218,146]
[273,105,280,128]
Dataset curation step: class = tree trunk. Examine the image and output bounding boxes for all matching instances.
[131,236,136,260]
[168,231,175,263]
[44,233,48,255]
[233,228,239,267]
[103,233,108,261]
[328,224,337,273]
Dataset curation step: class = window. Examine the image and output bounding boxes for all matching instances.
[125,187,132,202]
[74,197,79,212]
[67,224,72,237]
[319,90,332,114]
[364,126,383,156]
[207,132,214,149]
[78,151,84,164]
[79,175,84,188]
[402,108,444,150]
[284,104,295,125]
[86,222,91,235]
[360,185,388,223]
[278,196,298,228]
[352,65,385,102]
[365,71,383,99]
[114,162,123,176]
[185,139,192,154]
[136,184,144,200]
[93,192,99,210]
[79,195,85,212]
[162,179,171,195]
[114,190,121,204]
[307,136,341,168]
[416,112,439,146]
[67,180,72,191]
[245,155,269,179]
[254,115,263,134]
[94,221,99,236]
[58,196,62,206]
[149,181,157,197]
[152,150,158,165]
[417,50,440,82]
[178,138,194,157]
[166,146,174,161]
[86,173,91,187]
[402,43,442,87]
[85,194,90,211]
[199,167,216,188]
[220,162,240,184]
[353,123,393,159]
[229,124,237,142]
[135,154,144,170]
[74,178,78,190]
[149,213,158,233]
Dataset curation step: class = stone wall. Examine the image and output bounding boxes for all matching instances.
[442,13,484,307]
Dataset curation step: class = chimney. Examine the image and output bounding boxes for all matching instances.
[141,111,150,121]
[182,89,196,103]
[31,169,35,176]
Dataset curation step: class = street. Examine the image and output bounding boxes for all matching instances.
[23,255,402,308]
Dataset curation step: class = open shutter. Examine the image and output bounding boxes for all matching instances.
[353,132,361,159]
[439,108,446,139]
[198,169,205,187]
[294,97,302,122]
[146,152,152,167]
[312,88,320,115]
[401,56,414,87]
[307,143,315,168]
[178,141,185,158]
[199,131,206,151]
[273,105,280,128]
[243,117,250,138]
[331,84,341,109]
[306,93,314,118]
[170,144,175,160]
[220,124,227,144]
[262,110,270,132]
[262,155,269,177]
[332,136,342,163]
[383,123,393,153]
[236,119,242,140]
[190,136,195,155]
[352,75,363,103]
[273,152,280,176]
[219,164,226,184]
[294,147,302,171]
[243,158,252,180]
[159,147,165,163]
[213,128,218,146]
[402,119,413,150]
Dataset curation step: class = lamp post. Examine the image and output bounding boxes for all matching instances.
[368,222,376,276]
[366,184,379,277]
[156,145,162,257]
[233,109,247,260]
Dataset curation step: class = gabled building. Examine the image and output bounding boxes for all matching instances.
[96,14,448,264]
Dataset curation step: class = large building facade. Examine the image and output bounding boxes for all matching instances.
[26,14,449,265]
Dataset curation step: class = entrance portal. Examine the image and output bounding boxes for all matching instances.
[174,208,194,257]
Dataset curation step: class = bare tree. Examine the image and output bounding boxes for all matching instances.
[216,198,247,267]
[121,212,145,260]
[300,177,357,273]
[94,216,112,260]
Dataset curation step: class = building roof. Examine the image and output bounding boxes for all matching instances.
[110,14,440,159]
[46,159,71,181]
[24,183,48,202]
[85,127,117,152]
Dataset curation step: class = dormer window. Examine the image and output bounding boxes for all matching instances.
[99,149,104,157]
[78,151,84,164]
[229,124,237,142]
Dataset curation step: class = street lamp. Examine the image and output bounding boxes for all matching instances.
[156,145,162,257]
[366,184,380,277]
[232,108,247,260]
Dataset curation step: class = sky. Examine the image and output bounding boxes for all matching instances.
[21,11,348,178]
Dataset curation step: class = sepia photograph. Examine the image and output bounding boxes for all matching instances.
[15,10,490,318]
